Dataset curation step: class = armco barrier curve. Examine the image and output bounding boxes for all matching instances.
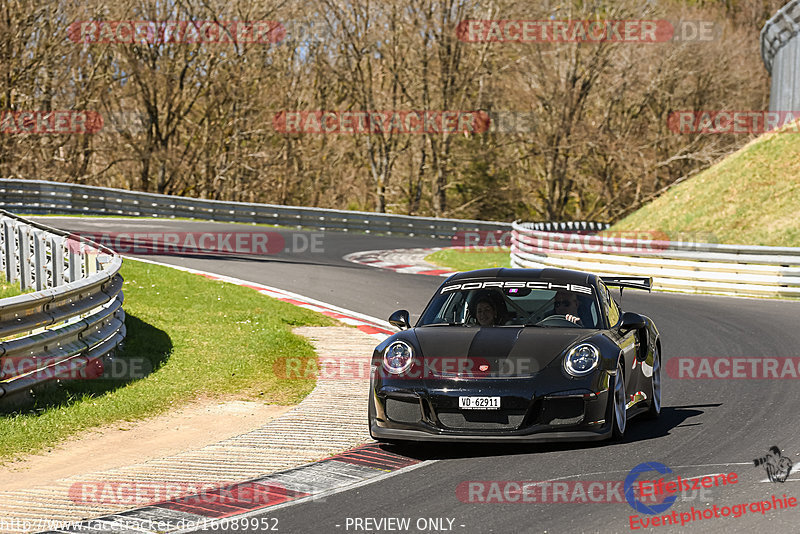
[510,221,800,298]
[0,179,508,238]
[0,179,607,239]
[0,210,125,401]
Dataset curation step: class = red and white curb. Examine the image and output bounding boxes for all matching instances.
[36,444,432,534]
[343,247,457,277]
[127,257,395,342]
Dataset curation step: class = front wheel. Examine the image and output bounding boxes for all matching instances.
[644,346,661,419]
[611,359,627,440]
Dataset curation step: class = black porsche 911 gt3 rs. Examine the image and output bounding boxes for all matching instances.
[368,267,661,443]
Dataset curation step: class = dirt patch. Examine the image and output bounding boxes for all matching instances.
[0,400,291,492]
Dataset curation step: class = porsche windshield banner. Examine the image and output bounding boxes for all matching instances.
[440,281,593,294]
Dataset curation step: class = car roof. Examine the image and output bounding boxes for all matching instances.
[445,267,597,286]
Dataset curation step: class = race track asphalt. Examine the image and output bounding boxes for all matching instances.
[35,217,800,534]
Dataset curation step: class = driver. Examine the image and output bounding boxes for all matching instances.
[553,290,582,325]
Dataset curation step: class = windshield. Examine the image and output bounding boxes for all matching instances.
[418,279,601,329]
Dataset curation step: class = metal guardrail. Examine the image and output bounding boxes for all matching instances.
[510,221,800,298]
[0,179,514,238]
[0,179,612,240]
[761,0,800,111]
[0,210,125,401]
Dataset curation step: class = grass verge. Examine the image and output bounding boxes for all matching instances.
[0,276,26,299]
[0,258,336,462]
[426,247,511,271]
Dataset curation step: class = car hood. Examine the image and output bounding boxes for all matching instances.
[412,326,595,377]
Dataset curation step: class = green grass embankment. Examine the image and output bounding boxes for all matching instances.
[0,258,336,461]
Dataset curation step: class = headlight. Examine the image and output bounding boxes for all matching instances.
[383,341,414,374]
[564,344,600,377]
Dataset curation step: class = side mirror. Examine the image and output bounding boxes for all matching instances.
[619,312,646,334]
[388,309,411,330]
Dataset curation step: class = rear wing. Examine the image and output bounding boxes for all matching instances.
[602,276,653,293]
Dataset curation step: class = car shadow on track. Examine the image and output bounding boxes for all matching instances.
[377,403,721,461]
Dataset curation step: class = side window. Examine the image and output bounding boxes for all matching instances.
[600,283,621,327]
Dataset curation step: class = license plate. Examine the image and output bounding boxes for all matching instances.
[458,396,500,410]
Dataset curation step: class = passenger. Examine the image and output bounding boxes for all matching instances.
[475,298,498,326]
[472,291,506,326]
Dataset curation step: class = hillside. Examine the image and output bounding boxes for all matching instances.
[610,131,800,247]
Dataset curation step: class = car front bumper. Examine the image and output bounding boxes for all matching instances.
[369,368,614,443]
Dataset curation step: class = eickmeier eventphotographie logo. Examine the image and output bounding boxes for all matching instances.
[623,461,798,529]
[624,462,736,524]
[754,446,794,483]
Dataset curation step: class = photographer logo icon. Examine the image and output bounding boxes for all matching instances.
[754,446,793,483]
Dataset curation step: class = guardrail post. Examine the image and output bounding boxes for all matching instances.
[0,217,5,279]
[17,225,32,290]
[51,235,65,286]
[33,230,47,291]
[68,241,82,282]
[96,254,112,271]
[3,219,17,284]
[84,244,97,276]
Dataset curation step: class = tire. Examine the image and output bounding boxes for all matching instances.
[610,359,627,440]
[644,346,661,419]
